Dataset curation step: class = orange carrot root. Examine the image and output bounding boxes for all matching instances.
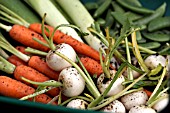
[13,65,60,97]
[15,45,31,55]
[144,89,152,97]
[0,75,57,105]
[29,23,100,61]
[7,55,27,66]
[28,56,60,81]
[79,56,103,77]
[9,24,50,52]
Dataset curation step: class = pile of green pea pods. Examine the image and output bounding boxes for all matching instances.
[84,0,170,55]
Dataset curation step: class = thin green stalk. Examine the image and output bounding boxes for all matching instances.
[148,93,169,108]
[0,47,9,59]
[0,16,17,24]
[88,25,144,75]
[131,31,149,73]
[19,86,56,100]
[146,63,168,105]
[48,95,59,105]
[125,37,133,80]
[25,47,48,56]
[21,77,62,87]
[0,33,30,62]
[0,4,30,27]
[121,41,157,54]
[0,55,15,74]
[0,10,24,25]
[0,23,12,32]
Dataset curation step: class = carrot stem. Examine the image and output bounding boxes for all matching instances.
[0,33,30,62]
[21,76,62,87]
[0,4,30,27]
[0,55,15,74]
[0,47,9,59]
[25,47,48,56]
[0,10,25,26]
[0,23,12,32]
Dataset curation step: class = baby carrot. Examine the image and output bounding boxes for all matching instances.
[79,56,103,77]
[0,75,57,105]
[28,56,60,81]
[7,54,27,66]
[13,65,60,97]
[0,23,50,52]
[29,23,100,61]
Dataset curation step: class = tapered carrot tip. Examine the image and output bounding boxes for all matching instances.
[80,57,103,77]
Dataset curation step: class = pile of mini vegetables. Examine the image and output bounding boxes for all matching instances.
[0,0,170,113]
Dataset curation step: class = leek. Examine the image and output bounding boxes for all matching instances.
[55,0,105,51]
[0,0,41,23]
[24,0,84,42]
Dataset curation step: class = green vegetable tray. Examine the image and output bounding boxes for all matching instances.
[0,0,170,113]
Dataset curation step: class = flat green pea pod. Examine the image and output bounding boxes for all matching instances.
[125,11,143,21]
[84,2,99,10]
[138,42,161,49]
[111,1,125,13]
[111,11,129,25]
[126,0,142,7]
[133,2,166,26]
[148,16,170,32]
[103,8,114,28]
[142,32,170,42]
[93,0,112,18]
[137,37,147,44]
[116,0,154,14]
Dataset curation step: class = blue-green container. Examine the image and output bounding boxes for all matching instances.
[0,0,169,113]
